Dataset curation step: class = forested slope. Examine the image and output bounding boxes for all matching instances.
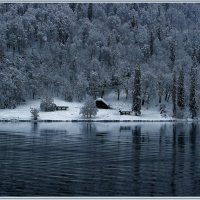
[0,3,199,117]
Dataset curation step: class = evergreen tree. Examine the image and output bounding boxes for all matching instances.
[132,65,142,116]
[189,52,198,118]
[172,70,177,117]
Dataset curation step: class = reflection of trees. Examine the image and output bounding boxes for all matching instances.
[189,123,197,195]
[80,122,97,136]
[132,125,142,145]
[159,124,166,145]
[177,132,185,148]
[31,122,39,133]
[159,124,167,155]
[171,123,177,195]
[96,132,107,144]
[80,122,109,144]
[132,125,149,144]
[131,125,141,195]
[176,123,186,190]
[170,123,198,196]
[189,123,197,151]
[79,122,119,194]
[176,123,185,149]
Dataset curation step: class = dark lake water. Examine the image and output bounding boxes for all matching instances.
[0,122,200,196]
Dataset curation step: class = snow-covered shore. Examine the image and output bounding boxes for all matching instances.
[0,98,182,122]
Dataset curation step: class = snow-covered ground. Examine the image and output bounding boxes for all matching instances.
[0,97,175,122]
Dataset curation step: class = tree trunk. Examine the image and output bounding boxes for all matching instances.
[146,96,150,109]
[167,93,171,102]
[125,89,128,99]
[117,90,120,100]
[32,92,35,100]
[159,96,162,103]
[101,90,104,98]
[142,99,145,106]
[165,91,168,101]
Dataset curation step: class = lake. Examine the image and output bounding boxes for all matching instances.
[0,122,199,196]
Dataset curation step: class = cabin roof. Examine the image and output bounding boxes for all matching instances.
[96,98,110,106]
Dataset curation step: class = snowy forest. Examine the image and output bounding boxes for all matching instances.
[0,3,200,118]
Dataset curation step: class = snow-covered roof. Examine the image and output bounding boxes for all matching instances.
[95,98,110,106]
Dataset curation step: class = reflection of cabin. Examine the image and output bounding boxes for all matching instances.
[95,98,110,109]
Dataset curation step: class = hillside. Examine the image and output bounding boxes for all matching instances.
[0,3,199,119]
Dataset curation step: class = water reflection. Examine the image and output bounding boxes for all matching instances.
[31,122,39,133]
[120,126,131,132]
[0,122,199,196]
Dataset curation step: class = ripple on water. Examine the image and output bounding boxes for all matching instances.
[0,122,200,196]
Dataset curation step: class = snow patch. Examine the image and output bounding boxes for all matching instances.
[0,98,175,122]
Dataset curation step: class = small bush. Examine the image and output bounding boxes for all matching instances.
[40,96,56,112]
[80,97,98,118]
[30,108,39,120]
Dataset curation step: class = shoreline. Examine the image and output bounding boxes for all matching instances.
[0,119,196,123]
[0,98,197,123]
